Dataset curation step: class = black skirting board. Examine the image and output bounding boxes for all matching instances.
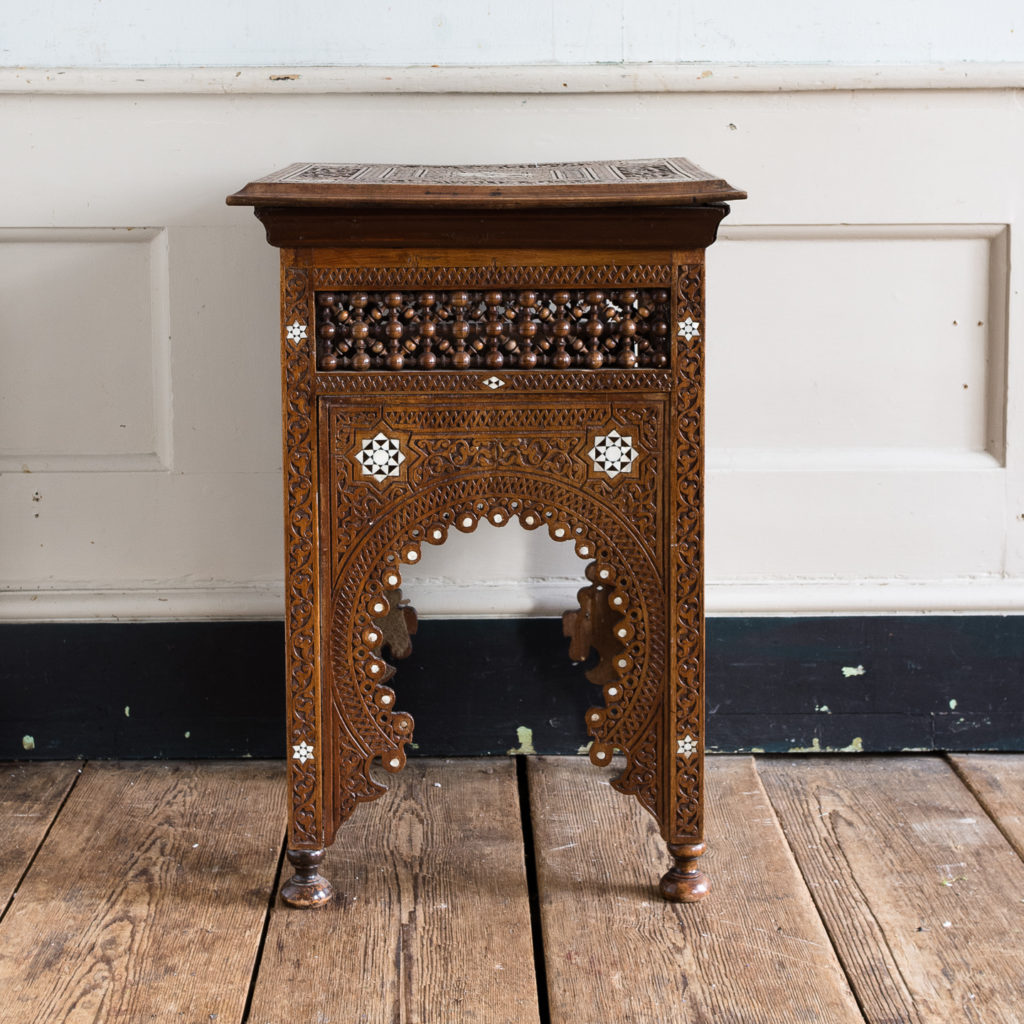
[1,616,1022,759]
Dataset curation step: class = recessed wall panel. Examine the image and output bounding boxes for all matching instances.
[706,226,1006,462]
[0,228,168,471]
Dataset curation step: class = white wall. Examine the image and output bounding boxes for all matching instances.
[4,1,1023,66]
[2,7,1023,620]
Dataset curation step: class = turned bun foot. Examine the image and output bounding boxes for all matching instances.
[281,848,334,908]
[659,841,711,903]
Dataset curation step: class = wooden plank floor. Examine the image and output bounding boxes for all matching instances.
[1,755,1023,1024]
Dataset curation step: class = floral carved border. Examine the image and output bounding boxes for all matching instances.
[282,266,321,848]
[670,259,706,841]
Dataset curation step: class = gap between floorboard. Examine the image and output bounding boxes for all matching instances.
[0,761,85,928]
[241,830,289,1024]
[751,755,874,1024]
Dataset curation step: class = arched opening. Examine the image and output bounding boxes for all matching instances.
[323,475,666,838]
[370,519,603,758]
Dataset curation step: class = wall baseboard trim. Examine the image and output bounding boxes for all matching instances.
[2,63,1023,96]
[4,578,1024,622]
[2,616,1021,760]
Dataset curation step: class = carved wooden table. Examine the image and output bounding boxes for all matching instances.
[227,158,744,907]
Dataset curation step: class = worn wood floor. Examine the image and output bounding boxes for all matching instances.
[1,755,1022,1023]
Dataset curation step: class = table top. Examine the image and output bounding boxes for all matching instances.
[226,157,746,209]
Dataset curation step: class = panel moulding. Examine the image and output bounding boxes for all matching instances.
[0,227,172,474]
[711,223,1010,470]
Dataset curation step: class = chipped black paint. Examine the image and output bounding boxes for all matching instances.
[1,616,1022,759]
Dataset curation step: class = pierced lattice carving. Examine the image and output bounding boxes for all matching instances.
[315,289,672,371]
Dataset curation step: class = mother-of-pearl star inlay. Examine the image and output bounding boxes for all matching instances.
[588,429,638,479]
[356,432,406,482]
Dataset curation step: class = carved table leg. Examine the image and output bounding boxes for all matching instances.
[281,848,334,908]
[660,840,710,902]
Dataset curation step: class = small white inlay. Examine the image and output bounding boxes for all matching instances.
[386,574,399,587]
[381,694,393,705]
[677,733,698,758]
[292,741,314,764]
[462,516,473,528]
[554,528,565,538]
[525,515,536,525]
[482,376,506,390]
[407,550,419,561]
[432,529,443,539]
[612,596,622,605]
[618,658,628,668]
[493,513,504,523]
[596,751,607,760]
[591,712,601,722]
[677,317,700,340]
[370,663,381,674]
[373,602,385,613]
[617,628,627,637]
[286,320,307,343]
[607,687,618,696]
[599,569,610,579]
[389,757,401,768]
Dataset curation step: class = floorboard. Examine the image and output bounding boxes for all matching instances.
[528,755,864,1024]
[246,758,541,1024]
[0,762,80,913]
[0,761,286,1024]
[759,756,1024,1024]
[948,753,1024,861]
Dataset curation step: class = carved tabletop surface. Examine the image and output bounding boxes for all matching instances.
[226,157,746,208]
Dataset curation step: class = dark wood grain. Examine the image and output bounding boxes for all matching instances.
[0,762,286,1024]
[247,759,540,1024]
[949,753,1024,861]
[0,762,79,911]
[528,755,864,1024]
[759,756,1024,1023]
[226,157,746,208]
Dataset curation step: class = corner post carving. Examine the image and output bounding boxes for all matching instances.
[659,257,710,902]
[280,261,333,906]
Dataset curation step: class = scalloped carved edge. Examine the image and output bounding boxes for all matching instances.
[323,482,667,843]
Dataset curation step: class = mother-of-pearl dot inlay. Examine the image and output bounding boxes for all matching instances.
[366,631,379,643]
[524,515,536,525]
[596,751,607,760]
[381,694,392,705]
[369,663,381,674]
[389,758,401,768]
[373,601,386,613]
[554,528,566,537]
[612,596,623,605]
[407,550,419,561]
[385,573,399,587]
[599,569,610,579]
[432,529,443,539]
[607,687,619,696]
[617,628,627,637]
[462,516,474,528]
[618,658,628,668]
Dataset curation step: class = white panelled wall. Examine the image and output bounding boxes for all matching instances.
[1,66,1023,619]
